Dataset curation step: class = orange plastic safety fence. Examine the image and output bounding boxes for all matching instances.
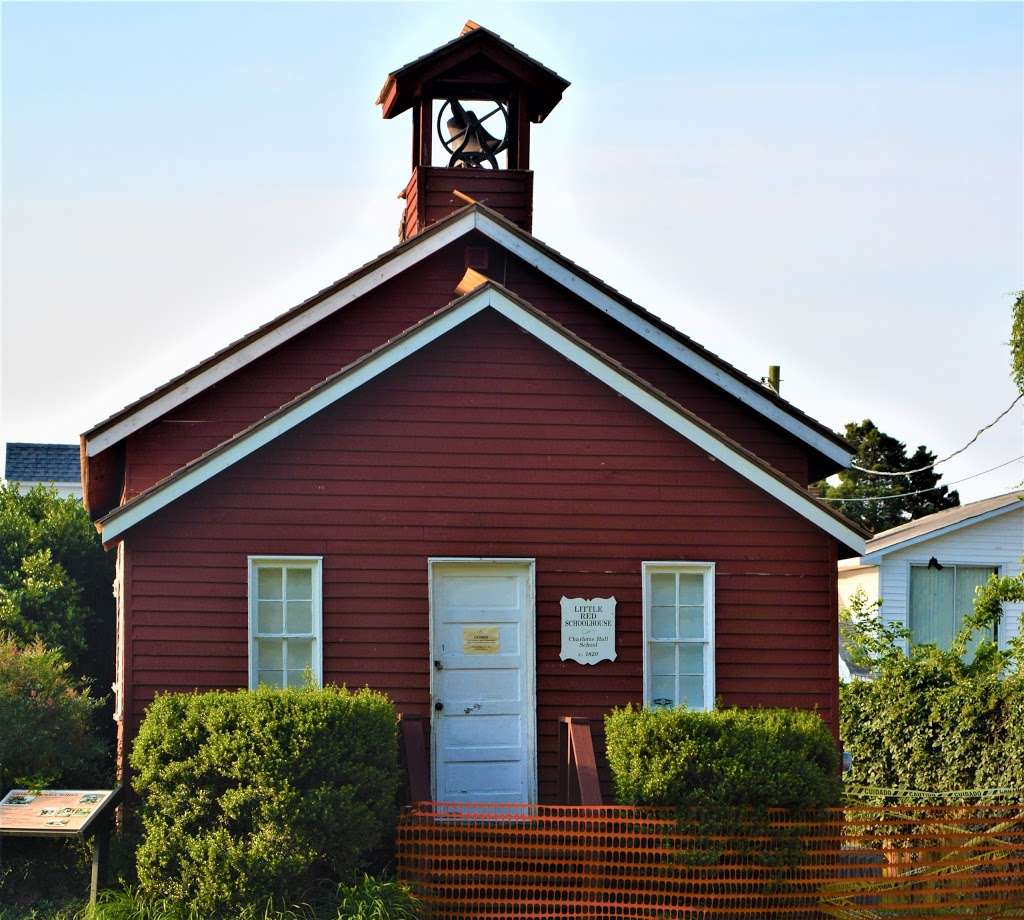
[396,802,1024,919]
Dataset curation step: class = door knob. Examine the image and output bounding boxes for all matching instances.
[434,701,444,712]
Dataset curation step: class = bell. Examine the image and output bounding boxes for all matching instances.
[445,100,502,167]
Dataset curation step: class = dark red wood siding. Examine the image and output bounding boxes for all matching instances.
[401,167,534,239]
[123,235,812,504]
[122,309,838,800]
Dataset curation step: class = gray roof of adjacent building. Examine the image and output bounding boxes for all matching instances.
[864,490,1024,556]
[4,442,81,484]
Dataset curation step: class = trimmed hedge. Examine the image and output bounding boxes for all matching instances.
[130,685,400,916]
[605,705,841,811]
[605,705,841,900]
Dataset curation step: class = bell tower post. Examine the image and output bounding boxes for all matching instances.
[377,22,569,240]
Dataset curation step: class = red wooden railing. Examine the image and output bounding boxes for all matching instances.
[399,714,431,803]
[557,716,602,805]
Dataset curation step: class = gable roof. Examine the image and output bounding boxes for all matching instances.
[4,443,81,484]
[81,203,853,473]
[858,490,1023,562]
[97,282,867,553]
[377,22,570,121]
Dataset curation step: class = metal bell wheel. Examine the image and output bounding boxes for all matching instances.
[437,98,509,168]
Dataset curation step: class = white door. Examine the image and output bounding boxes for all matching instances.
[430,560,536,803]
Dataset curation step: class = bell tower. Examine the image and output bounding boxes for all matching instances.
[377,21,569,240]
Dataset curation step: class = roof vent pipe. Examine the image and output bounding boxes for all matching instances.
[765,365,781,395]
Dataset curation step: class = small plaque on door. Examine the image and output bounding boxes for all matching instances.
[463,626,500,654]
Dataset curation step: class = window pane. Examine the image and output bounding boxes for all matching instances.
[287,568,313,600]
[955,566,997,655]
[910,566,955,648]
[257,670,284,688]
[257,601,283,634]
[679,606,703,639]
[650,676,676,708]
[651,606,676,639]
[680,675,704,709]
[650,643,675,675]
[679,573,703,605]
[678,644,703,674]
[287,638,314,671]
[257,639,283,670]
[286,601,313,634]
[651,573,675,606]
[286,669,308,689]
[258,567,283,600]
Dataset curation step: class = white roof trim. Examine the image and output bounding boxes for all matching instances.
[99,287,865,551]
[858,501,1023,564]
[84,209,850,467]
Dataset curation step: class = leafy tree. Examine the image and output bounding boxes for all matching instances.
[1012,290,1024,396]
[813,420,958,533]
[0,636,108,790]
[0,483,114,691]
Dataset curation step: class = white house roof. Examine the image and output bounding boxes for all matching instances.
[858,490,1023,562]
[96,282,867,552]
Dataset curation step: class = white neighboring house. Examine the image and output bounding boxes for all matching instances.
[2,442,82,499]
[838,491,1024,679]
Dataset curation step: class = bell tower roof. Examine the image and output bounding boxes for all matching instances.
[377,21,570,122]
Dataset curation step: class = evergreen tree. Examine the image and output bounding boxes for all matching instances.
[814,420,959,534]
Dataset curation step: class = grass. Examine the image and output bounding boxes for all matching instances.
[0,843,420,920]
[85,879,420,919]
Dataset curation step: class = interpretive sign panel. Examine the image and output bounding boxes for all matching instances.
[0,789,116,836]
[559,596,616,664]
[0,786,122,907]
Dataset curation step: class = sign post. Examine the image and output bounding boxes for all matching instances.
[0,786,123,907]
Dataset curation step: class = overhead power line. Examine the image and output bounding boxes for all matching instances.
[849,393,1023,477]
[820,455,1024,503]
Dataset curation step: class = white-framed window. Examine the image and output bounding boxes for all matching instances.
[642,562,715,711]
[909,563,997,654]
[248,556,323,689]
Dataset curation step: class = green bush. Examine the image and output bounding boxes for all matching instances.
[130,685,400,916]
[0,483,115,688]
[841,574,1024,795]
[0,636,108,791]
[605,705,841,811]
[605,705,841,903]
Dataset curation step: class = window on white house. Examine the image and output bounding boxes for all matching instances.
[248,557,322,689]
[909,564,997,654]
[643,563,715,710]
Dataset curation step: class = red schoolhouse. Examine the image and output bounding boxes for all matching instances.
[82,23,866,803]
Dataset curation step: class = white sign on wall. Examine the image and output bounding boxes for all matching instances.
[559,596,616,665]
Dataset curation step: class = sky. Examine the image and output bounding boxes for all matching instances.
[2,2,1022,502]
